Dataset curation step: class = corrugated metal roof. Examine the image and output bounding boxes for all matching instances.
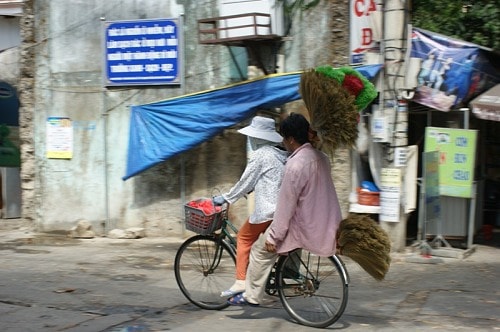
[471,84,500,122]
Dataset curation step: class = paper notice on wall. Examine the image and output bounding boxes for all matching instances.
[394,147,407,167]
[379,168,401,222]
[46,117,73,159]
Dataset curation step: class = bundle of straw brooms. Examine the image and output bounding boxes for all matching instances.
[337,214,391,280]
[300,66,391,281]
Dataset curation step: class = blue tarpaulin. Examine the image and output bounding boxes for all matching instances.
[123,64,382,180]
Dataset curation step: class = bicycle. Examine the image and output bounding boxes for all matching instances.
[174,197,350,328]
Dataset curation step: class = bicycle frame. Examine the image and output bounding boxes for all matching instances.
[219,217,239,249]
[209,211,281,295]
[187,213,238,277]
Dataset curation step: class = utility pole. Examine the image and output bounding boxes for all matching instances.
[330,0,352,219]
[378,0,410,252]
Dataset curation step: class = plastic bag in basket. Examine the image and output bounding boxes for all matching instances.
[187,199,221,215]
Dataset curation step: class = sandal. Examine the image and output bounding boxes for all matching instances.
[227,293,259,307]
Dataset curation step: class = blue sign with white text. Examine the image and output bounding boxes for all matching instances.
[104,18,181,86]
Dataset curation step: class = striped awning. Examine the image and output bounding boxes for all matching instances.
[470,84,500,122]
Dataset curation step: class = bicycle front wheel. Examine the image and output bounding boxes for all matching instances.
[276,251,349,328]
[174,235,236,310]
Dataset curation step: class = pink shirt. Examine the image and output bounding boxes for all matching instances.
[267,143,341,256]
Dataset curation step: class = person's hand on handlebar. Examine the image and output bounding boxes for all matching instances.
[213,195,226,206]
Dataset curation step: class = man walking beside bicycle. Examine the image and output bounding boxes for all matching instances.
[228,112,342,306]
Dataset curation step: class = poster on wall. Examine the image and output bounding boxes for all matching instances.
[424,127,477,198]
[104,18,182,86]
[349,0,381,65]
[410,28,500,112]
[379,168,401,222]
[46,117,73,159]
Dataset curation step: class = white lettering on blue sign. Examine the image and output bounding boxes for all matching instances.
[105,19,180,85]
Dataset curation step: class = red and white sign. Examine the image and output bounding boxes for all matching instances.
[350,0,380,65]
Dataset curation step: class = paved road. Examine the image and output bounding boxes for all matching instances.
[0,224,499,331]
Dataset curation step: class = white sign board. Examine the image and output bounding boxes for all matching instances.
[379,168,401,222]
[349,0,381,65]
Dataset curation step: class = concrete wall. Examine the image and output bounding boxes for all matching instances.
[18,0,352,236]
[26,0,234,234]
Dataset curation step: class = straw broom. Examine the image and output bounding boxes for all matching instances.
[300,66,378,152]
[299,66,389,280]
[337,214,391,281]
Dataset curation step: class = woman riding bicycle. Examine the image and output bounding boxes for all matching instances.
[213,115,288,297]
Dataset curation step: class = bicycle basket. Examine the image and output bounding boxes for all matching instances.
[184,198,227,235]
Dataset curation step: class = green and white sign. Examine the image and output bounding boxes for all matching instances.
[424,127,477,198]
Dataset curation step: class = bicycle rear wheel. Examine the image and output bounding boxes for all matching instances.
[276,251,349,328]
[174,235,236,310]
